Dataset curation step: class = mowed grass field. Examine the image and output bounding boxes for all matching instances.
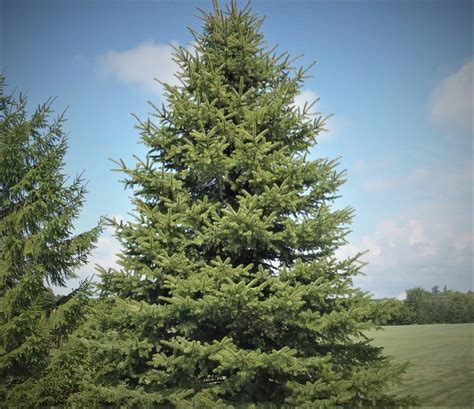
[367,323,473,408]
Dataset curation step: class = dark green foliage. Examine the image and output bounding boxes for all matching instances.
[376,287,474,326]
[387,299,414,326]
[404,287,473,325]
[0,75,100,405]
[373,299,414,326]
[43,1,414,407]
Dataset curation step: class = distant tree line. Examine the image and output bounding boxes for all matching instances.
[377,286,474,325]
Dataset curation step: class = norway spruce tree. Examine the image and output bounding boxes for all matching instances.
[54,2,413,407]
[0,75,100,405]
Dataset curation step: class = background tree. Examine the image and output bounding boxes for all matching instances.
[370,298,414,326]
[0,74,101,405]
[44,2,414,407]
[403,286,474,325]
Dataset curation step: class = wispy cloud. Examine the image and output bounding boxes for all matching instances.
[52,217,124,295]
[360,162,472,200]
[353,159,393,173]
[324,116,350,140]
[360,167,429,193]
[343,156,473,298]
[97,41,180,95]
[340,202,472,298]
[293,89,319,115]
[430,57,473,134]
[294,89,349,141]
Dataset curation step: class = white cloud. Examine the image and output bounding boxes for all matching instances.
[97,41,180,95]
[324,116,350,140]
[347,158,472,298]
[361,236,381,257]
[430,58,473,134]
[360,163,471,201]
[361,167,429,193]
[407,219,426,246]
[294,89,349,141]
[52,219,124,295]
[342,205,472,298]
[396,292,407,301]
[294,89,319,114]
[353,159,393,173]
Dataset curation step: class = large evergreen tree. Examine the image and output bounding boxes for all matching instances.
[46,2,413,407]
[0,75,100,405]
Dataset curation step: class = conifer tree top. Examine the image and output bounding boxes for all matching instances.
[0,74,101,405]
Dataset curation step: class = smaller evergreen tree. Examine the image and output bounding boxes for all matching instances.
[0,75,101,405]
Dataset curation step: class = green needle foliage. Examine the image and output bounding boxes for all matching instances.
[44,2,414,407]
[0,75,101,405]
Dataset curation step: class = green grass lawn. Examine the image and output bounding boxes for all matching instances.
[367,323,473,408]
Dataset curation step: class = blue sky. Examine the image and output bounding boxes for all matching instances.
[2,0,472,298]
